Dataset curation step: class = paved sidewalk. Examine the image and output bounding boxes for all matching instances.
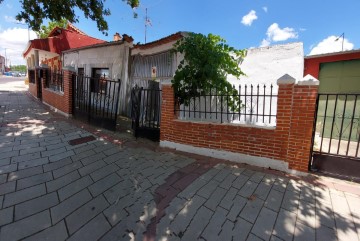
[0,89,360,241]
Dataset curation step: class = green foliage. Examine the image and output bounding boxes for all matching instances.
[14,0,140,35]
[37,18,68,38]
[172,33,246,110]
[11,65,27,72]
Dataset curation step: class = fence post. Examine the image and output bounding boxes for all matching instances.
[286,74,319,172]
[62,66,76,115]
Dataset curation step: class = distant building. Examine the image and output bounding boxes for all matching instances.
[0,55,5,74]
[23,22,106,72]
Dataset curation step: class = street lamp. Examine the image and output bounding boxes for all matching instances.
[335,33,345,51]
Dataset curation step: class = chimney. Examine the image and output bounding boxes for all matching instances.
[113,32,122,41]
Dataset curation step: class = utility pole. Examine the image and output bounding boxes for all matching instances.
[4,48,7,69]
[145,8,148,44]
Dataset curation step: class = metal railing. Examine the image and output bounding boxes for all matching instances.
[313,93,360,158]
[175,84,278,126]
[45,71,63,92]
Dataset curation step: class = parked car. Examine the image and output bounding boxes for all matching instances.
[12,71,21,77]
[20,72,26,77]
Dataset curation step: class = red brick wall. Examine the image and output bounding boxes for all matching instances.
[41,69,74,115]
[161,82,318,173]
[28,83,37,98]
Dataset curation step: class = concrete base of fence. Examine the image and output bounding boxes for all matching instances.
[160,140,308,176]
[42,101,72,118]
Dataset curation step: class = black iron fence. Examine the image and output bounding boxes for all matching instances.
[73,74,121,131]
[28,69,35,84]
[131,85,162,141]
[313,93,360,158]
[175,84,278,126]
[45,70,63,92]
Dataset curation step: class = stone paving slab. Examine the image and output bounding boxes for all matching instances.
[0,90,360,241]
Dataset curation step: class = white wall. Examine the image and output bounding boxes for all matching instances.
[63,42,132,115]
[228,42,304,91]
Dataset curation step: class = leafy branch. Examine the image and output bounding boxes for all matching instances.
[171,33,247,111]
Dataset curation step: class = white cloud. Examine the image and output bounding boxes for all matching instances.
[299,28,306,32]
[262,7,268,13]
[266,23,298,41]
[260,39,270,47]
[6,4,13,9]
[4,15,16,23]
[309,36,354,55]
[241,10,258,26]
[0,28,37,65]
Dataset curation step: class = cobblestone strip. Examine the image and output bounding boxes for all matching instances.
[143,158,220,240]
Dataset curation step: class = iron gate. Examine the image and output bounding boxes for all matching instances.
[131,85,162,141]
[73,75,121,131]
[311,93,360,181]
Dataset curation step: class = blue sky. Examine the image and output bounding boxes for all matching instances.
[0,0,359,65]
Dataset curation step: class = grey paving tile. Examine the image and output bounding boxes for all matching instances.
[58,175,93,201]
[238,180,258,198]
[0,210,51,241]
[49,150,75,162]
[219,187,238,210]
[19,146,46,155]
[201,206,228,241]
[315,199,336,229]
[170,195,206,235]
[88,173,122,197]
[254,182,272,200]
[0,163,17,174]
[52,161,82,179]
[239,197,264,224]
[43,157,72,172]
[294,221,315,241]
[18,157,49,169]
[80,152,106,166]
[46,170,80,192]
[218,219,234,241]
[15,192,59,220]
[228,195,247,222]
[247,233,263,241]
[213,168,231,182]
[0,206,13,226]
[204,186,227,211]
[181,205,213,240]
[51,189,92,223]
[78,160,107,176]
[251,207,277,241]
[233,217,253,241]
[272,208,296,241]
[8,166,43,182]
[0,173,7,184]
[249,172,265,183]
[0,157,10,167]
[0,181,15,195]
[11,152,41,163]
[297,200,316,228]
[67,214,111,241]
[3,184,46,208]
[23,220,68,241]
[281,190,300,213]
[232,174,250,190]
[265,189,284,212]
[0,150,18,159]
[197,180,220,199]
[17,172,53,190]
[66,195,109,234]
[316,225,337,241]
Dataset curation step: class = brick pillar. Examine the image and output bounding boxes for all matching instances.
[276,74,296,161]
[63,67,76,114]
[286,76,319,172]
[160,84,176,141]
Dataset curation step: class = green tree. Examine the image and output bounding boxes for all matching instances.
[37,18,68,38]
[10,0,140,35]
[172,33,247,109]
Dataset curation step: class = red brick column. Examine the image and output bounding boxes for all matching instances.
[286,79,319,172]
[160,84,176,141]
[63,68,75,114]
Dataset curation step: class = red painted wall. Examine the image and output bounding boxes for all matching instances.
[304,51,360,79]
